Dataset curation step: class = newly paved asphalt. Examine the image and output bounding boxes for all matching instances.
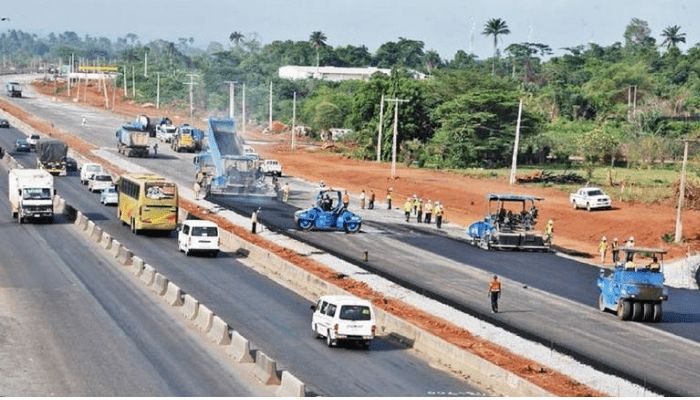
[0,125,482,396]
[3,78,700,395]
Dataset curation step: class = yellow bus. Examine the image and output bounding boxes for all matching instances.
[117,173,178,234]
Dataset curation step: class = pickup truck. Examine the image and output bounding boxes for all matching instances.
[570,187,612,211]
[260,159,282,176]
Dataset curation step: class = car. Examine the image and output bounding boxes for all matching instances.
[570,187,612,211]
[99,186,118,205]
[0,118,9,128]
[178,220,220,257]
[80,163,104,184]
[27,134,40,149]
[294,188,362,233]
[88,173,113,192]
[14,138,30,152]
[65,157,78,172]
[311,295,376,348]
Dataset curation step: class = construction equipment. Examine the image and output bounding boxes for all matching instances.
[193,118,275,197]
[172,124,196,153]
[467,193,549,251]
[597,247,668,322]
[36,139,68,176]
[294,188,362,233]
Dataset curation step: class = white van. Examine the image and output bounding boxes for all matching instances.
[80,163,104,184]
[178,220,220,257]
[311,295,376,348]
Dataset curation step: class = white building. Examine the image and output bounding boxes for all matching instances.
[278,65,426,82]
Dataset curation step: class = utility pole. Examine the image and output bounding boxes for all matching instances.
[183,74,199,122]
[384,97,408,179]
[675,137,700,243]
[224,80,237,119]
[632,85,637,119]
[377,93,385,162]
[509,98,524,185]
[268,81,273,131]
[123,65,128,97]
[291,91,297,151]
[241,83,247,135]
[131,65,135,98]
[111,74,120,111]
[144,49,148,77]
[156,72,160,109]
[68,53,74,97]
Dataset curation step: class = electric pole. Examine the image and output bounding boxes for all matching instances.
[291,91,297,151]
[156,72,160,109]
[224,80,237,119]
[268,81,273,131]
[131,65,135,98]
[384,97,408,179]
[183,74,199,122]
[241,83,247,135]
[377,93,385,162]
[675,137,700,243]
[509,98,524,185]
[123,64,128,97]
[144,49,148,77]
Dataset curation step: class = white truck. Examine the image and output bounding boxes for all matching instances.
[9,169,55,224]
[260,159,282,176]
[570,187,612,211]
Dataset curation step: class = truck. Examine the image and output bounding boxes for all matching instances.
[5,81,22,98]
[116,126,150,157]
[260,159,282,177]
[36,139,68,176]
[9,169,55,224]
[156,117,177,142]
[597,247,668,322]
[570,187,612,211]
[171,125,196,152]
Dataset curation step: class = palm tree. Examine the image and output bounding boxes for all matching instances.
[229,31,245,47]
[661,25,686,49]
[482,18,510,75]
[309,31,327,68]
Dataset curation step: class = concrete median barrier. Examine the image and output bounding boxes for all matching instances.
[90,224,103,243]
[110,239,122,258]
[116,245,133,266]
[164,282,183,306]
[85,220,95,237]
[253,351,281,385]
[101,232,112,249]
[182,294,199,320]
[276,371,306,397]
[194,304,213,332]
[54,195,66,214]
[140,264,155,286]
[131,256,145,276]
[74,211,88,230]
[151,272,168,296]
[207,315,231,345]
[226,331,254,363]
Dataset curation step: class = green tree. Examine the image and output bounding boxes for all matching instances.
[229,31,245,47]
[313,101,343,135]
[482,18,510,75]
[661,25,686,50]
[309,31,327,67]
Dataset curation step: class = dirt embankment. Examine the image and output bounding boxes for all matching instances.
[23,79,603,396]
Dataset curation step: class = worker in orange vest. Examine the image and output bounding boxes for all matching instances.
[488,275,502,313]
[342,190,350,209]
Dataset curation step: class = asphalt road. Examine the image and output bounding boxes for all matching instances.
[0,157,261,395]
[0,126,482,396]
[4,79,700,395]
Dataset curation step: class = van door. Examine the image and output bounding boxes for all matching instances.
[313,300,329,334]
[337,305,374,337]
[179,223,190,250]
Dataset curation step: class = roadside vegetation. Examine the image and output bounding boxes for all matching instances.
[2,18,700,204]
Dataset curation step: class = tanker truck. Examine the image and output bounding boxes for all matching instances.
[36,139,68,176]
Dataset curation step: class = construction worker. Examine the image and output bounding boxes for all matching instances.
[611,238,620,264]
[368,190,375,209]
[251,208,260,234]
[360,190,366,209]
[416,198,423,224]
[412,194,419,215]
[386,189,393,209]
[545,219,554,244]
[434,201,444,229]
[647,255,660,271]
[598,236,608,263]
[488,275,502,313]
[626,236,635,248]
[403,198,412,222]
[282,182,290,202]
[424,200,433,224]
[342,190,350,209]
[153,142,158,158]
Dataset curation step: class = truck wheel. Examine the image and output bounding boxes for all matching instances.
[631,301,643,321]
[572,201,578,209]
[586,202,591,211]
[617,300,631,320]
[18,215,23,224]
[326,330,335,348]
[131,218,139,235]
[11,211,17,219]
[642,302,654,322]
[652,303,663,323]
[598,294,607,312]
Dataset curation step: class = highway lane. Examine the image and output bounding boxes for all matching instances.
[0,127,482,396]
[0,161,260,395]
[5,81,700,394]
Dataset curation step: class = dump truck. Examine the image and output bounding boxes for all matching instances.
[36,139,68,176]
[597,247,668,322]
[5,81,22,98]
[9,169,55,223]
[172,125,196,152]
[116,126,150,157]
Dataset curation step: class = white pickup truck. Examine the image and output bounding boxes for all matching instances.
[260,159,282,176]
[570,187,612,211]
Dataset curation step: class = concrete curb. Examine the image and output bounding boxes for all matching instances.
[207,315,231,345]
[109,239,122,258]
[140,264,156,286]
[164,282,183,306]
[116,245,133,266]
[226,331,254,363]
[131,256,145,276]
[253,351,281,385]
[86,220,96,238]
[276,371,306,397]
[182,294,199,320]
[74,211,88,230]
[101,231,112,249]
[194,304,213,332]
[90,224,103,243]
[151,272,168,295]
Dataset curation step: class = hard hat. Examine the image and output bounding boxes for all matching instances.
[613,237,618,241]
[602,236,607,241]
[629,236,635,241]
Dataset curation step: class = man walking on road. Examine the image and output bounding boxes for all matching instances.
[598,236,608,263]
[434,201,443,229]
[416,198,423,223]
[611,237,620,264]
[386,189,393,210]
[545,218,554,244]
[368,190,375,209]
[360,189,366,209]
[251,208,260,234]
[282,182,290,202]
[342,190,350,209]
[488,275,501,313]
[404,198,412,222]
[424,200,433,224]
[153,143,158,158]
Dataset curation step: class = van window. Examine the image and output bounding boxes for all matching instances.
[319,301,328,314]
[192,226,218,237]
[95,175,112,181]
[182,225,190,235]
[339,305,372,321]
[326,304,337,317]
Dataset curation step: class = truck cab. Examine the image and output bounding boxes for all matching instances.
[8,169,55,224]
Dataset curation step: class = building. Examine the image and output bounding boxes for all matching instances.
[278,65,426,82]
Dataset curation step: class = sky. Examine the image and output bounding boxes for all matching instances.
[3,0,700,60]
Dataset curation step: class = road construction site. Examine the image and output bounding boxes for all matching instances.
[1,75,700,396]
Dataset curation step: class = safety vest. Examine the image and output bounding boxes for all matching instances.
[342,194,350,204]
[413,198,420,207]
[434,205,443,217]
[424,203,433,214]
[599,241,607,252]
[404,201,412,212]
[489,280,501,292]
[545,221,553,234]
